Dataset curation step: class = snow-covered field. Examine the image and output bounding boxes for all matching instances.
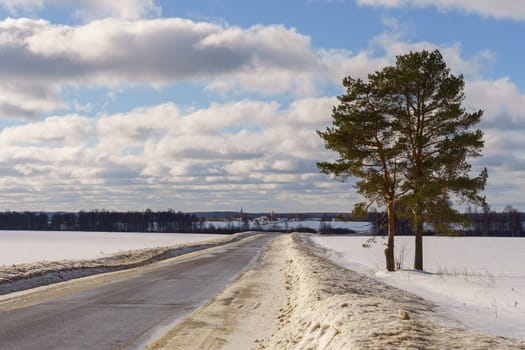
[0,231,224,265]
[1,230,523,348]
[3,229,522,344]
[0,223,370,266]
[311,235,525,340]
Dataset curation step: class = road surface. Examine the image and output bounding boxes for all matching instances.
[0,233,276,350]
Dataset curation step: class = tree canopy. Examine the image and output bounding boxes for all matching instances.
[317,74,404,271]
[318,49,487,271]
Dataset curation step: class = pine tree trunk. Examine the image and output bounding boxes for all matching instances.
[385,199,396,272]
[414,212,424,270]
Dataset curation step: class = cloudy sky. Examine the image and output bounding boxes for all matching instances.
[0,0,523,212]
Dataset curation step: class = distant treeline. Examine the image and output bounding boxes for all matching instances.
[369,205,525,237]
[0,210,336,234]
[0,210,212,233]
[0,207,524,236]
[0,209,346,234]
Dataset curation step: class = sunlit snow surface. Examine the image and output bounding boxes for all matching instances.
[0,231,223,265]
[0,221,369,266]
[311,235,525,340]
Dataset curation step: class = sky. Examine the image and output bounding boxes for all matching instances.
[0,0,524,212]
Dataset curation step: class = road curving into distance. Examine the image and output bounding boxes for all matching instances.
[0,233,277,350]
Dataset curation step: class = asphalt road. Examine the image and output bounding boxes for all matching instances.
[0,233,276,350]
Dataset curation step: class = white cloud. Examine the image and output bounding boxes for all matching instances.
[370,33,495,79]
[0,18,325,95]
[3,80,525,211]
[460,77,525,208]
[0,0,43,14]
[466,78,525,129]
[0,17,329,117]
[15,18,318,85]
[0,13,523,210]
[0,114,91,146]
[0,98,344,210]
[357,0,525,21]
[0,16,499,119]
[0,82,64,119]
[74,0,161,21]
[286,97,338,126]
[0,0,161,20]
[96,103,179,152]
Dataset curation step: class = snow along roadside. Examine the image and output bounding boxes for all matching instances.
[0,231,258,295]
[147,233,287,350]
[146,233,524,349]
[264,233,525,349]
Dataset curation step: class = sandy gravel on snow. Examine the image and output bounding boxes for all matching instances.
[150,233,525,349]
[148,234,287,350]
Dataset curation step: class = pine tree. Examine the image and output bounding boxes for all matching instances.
[384,49,487,270]
[318,49,487,271]
[318,75,403,271]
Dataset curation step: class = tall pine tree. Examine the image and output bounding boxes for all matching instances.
[319,49,487,271]
[318,75,404,271]
[388,50,487,270]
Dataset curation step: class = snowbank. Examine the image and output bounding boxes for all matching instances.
[311,235,525,340]
[0,231,257,295]
[262,234,524,349]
